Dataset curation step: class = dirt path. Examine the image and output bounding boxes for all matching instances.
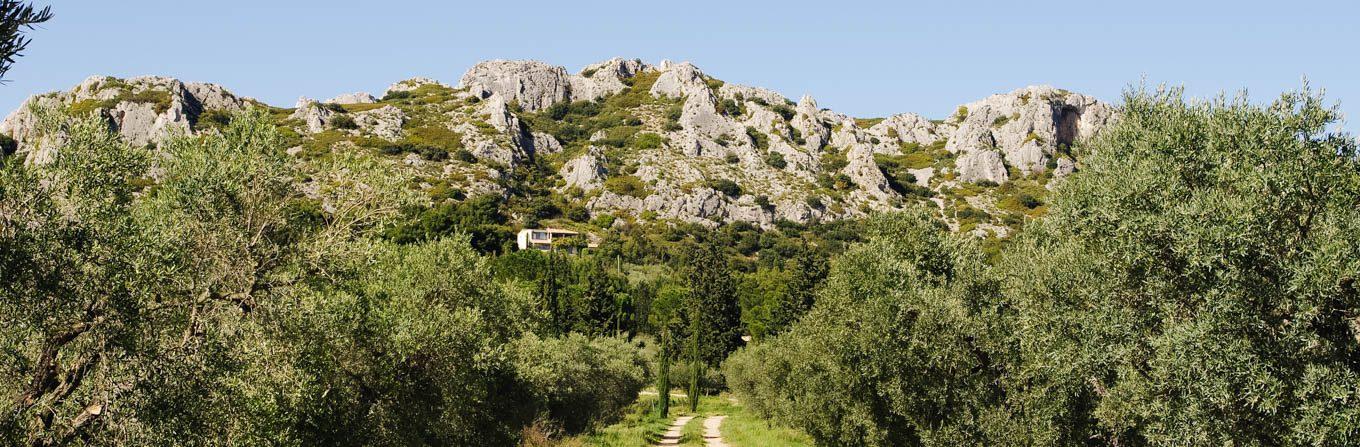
[656,415,695,446]
[702,415,728,447]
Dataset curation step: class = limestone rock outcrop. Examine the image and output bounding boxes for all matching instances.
[560,148,606,191]
[1,61,1116,231]
[945,86,1112,181]
[570,57,647,101]
[1,75,248,161]
[957,150,1008,184]
[459,60,572,112]
[326,92,377,104]
[352,105,405,140]
[384,77,447,97]
[290,98,334,134]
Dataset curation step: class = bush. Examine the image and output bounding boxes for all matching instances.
[381,90,413,101]
[632,132,663,149]
[754,195,773,210]
[328,114,358,130]
[508,333,648,434]
[726,87,1360,446]
[604,175,649,198]
[709,179,742,197]
[453,149,477,163]
[0,133,16,157]
[719,98,745,117]
[194,108,233,131]
[770,103,796,121]
[765,152,787,169]
[745,126,769,150]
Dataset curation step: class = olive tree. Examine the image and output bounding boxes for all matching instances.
[1001,86,1360,445]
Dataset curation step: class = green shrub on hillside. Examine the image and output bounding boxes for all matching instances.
[745,126,769,150]
[765,152,787,169]
[328,114,358,130]
[770,103,796,121]
[708,179,742,197]
[604,175,649,198]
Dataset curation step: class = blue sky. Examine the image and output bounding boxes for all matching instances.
[3,1,1356,122]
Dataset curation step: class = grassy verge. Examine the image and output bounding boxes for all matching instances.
[557,392,812,447]
[711,400,813,446]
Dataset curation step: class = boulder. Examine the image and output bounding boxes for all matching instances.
[570,57,647,101]
[791,94,829,150]
[1054,156,1076,177]
[649,62,710,99]
[717,83,786,106]
[531,132,562,155]
[290,98,333,134]
[843,143,895,200]
[352,105,405,140]
[184,82,247,111]
[865,113,941,151]
[956,150,1008,183]
[560,148,606,191]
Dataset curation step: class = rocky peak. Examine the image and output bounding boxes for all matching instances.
[326,92,377,104]
[1,61,1115,234]
[945,85,1113,182]
[384,77,448,97]
[1,75,248,161]
[569,58,647,101]
[459,60,572,112]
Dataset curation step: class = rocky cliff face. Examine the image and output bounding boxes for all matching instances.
[1,76,249,162]
[0,59,1114,235]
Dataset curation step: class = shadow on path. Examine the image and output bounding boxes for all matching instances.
[656,415,696,446]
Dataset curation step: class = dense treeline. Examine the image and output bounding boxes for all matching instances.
[724,87,1360,446]
[0,108,648,446]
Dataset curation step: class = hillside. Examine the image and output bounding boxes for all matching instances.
[1,58,1112,240]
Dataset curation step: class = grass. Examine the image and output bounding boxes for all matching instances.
[68,91,171,116]
[854,117,885,128]
[568,395,670,447]
[562,393,812,447]
[339,102,386,113]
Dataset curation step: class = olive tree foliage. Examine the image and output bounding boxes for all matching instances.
[726,86,1360,447]
[0,106,417,445]
[1000,86,1360,446]
[0,105,645,445]
[724,211,1009,447]
[507,333,647,434]
[0,1,51,80]
[1,106,158,446]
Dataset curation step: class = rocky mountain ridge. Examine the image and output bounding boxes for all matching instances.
[0,58,1114,237]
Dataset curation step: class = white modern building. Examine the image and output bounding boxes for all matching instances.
[515,228,598,253]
